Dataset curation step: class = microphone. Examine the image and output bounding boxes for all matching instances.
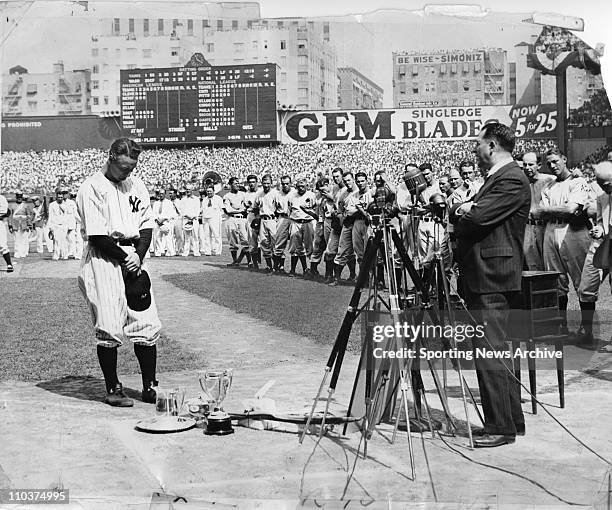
[403,167,427,195]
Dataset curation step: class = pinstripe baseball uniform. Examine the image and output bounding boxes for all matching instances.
[273,188,293,257]
[288,189,315,257]
[223,190,249,252]
[253,187,278,259]
[77,168,161,348]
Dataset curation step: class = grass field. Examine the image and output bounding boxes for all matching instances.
[0,278,207,382]
[164,267,362,350]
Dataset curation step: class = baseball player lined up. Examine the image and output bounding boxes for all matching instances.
[287,178,316,276]
[272,176,294,273]
[534,148,592,337]
[0,192,14,272]
[223,177,250,266]
[252,174,279,272]
[77,138,161,408]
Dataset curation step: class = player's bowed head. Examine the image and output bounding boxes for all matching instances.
[105,138,142,184]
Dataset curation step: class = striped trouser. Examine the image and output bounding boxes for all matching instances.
[78,245,161,347]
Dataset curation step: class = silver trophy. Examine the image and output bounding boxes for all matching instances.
[198,369,234,435]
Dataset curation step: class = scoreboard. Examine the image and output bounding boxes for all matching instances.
[120,64,278,144]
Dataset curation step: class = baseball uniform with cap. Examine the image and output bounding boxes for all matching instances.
[154,193,177,256]
[65,192,82,259]
[77,165,161,348]
[253,186,278,268]
[31,197,47,254]
[200,192,223,255]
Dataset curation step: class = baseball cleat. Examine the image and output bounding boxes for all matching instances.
[104,383,134,407]
[141,380,158,404]
[6,265,14,273]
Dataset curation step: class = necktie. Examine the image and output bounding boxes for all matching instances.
[208,199,212,207]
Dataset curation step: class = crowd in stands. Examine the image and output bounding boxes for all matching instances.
[568,90,612,128]
[535,26,586,56]
[1,138,559,194]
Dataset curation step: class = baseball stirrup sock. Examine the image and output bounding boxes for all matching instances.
[347,259,356,278]
[265,257,273,270]
[310,261,319,273]
[230,250,237,263]
[579,301,596,333]
[299,256,307,271]
[134,344,157,388]
[290,256,298,273]
[97,346,119,393]
[3,253,12,265]
[334,263,343,280]
[324,261,333,278]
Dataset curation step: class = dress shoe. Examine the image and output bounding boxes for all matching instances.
[473,434,515,448]
[472,424,524,437]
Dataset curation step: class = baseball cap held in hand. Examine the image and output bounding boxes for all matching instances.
[125,270,152,311]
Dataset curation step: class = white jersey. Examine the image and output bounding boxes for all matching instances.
[77,168,153,241]
[48,200,71,230]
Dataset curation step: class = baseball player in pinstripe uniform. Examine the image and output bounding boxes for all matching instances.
[253,174,278,273]
[287,178,316,276]
[322,168,345,283]
[534,148,592,338]
[307,177,334,279]
[349,171,373,268]
[330,171,358,286]
[244,174,260,269]
[77,138,161,407]
[272,175,294,273]
[0,191,14,272]
[224,177,250,266]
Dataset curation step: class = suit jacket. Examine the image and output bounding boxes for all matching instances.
[452,161,530,294]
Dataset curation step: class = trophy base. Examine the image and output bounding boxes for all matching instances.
[205,413,234,436]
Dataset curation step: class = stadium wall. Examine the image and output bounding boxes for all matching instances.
[569,138,610,163]
[1,116,126,152]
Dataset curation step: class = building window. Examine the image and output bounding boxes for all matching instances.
[128,18,134,34]
[172,19,178,29]
[247,20,253,28]
[298,87,308,99]
[217,19,223,30]
[115,49,121,58]
[92,80,99,89]
[281,72,287,83]
[92,64,99,74]
[116,96,121,106]
[298,39,307,49]
[463,63,469,73]
[451,80,458,93]
[281,56,287,66]
[202,19,209,28]
[28,101,37,111]
[113,18,120,35]
[158,19,164,35]
[103,80,109,90]
[252,40,258,49]
[440,64,446,74]
[412,83,419,94]
[171,49,179,57]
[440,81,447,93]
[91,48,98,57]
[475,80,481,91]
[474,62,481,73]
[206,43,214,52]
[103,96,109,105]
[127,64,136,70]
[277,20,284,28]
[463,80,470,91]
[399,65,406,77]
[412,65,419,76]
[298,55,308,66]
[280,40,286,50]
[187,19,193,35]
[232,19,238,29]
[451,63,457,74]
[143,19,149,36]
[93,97,99,105]
[143,49,152,58]
[233,42,244,53]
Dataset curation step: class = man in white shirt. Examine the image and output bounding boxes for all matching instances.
[47,191,71,260]
[200,186,223,256]
[65,190,82,260]
[253,174,278,272]
[154,189,177,257]
[224,177,249,266]
[180,185,201,257]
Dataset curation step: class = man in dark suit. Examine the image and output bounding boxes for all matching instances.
[452,122,530,448]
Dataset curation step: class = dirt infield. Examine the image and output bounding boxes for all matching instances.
[1,254,612,508]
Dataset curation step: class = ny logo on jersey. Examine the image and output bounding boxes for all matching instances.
[129,195,142,213]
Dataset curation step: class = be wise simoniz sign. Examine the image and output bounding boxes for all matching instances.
[280,104,557,144]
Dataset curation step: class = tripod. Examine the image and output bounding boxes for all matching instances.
[299,208,481,478]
